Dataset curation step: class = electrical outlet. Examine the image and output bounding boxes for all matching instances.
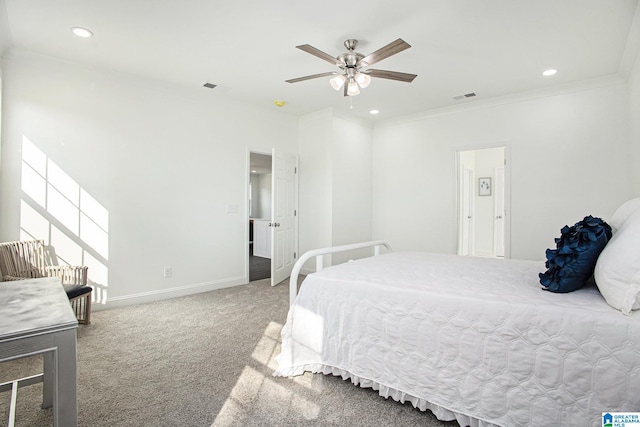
[163,266,172,278]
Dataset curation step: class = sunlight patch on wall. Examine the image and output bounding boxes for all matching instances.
[80,188,109,259]
[47,159,82,234]
[21,159,47,207]
[20,136,110,303]
[50,225,83,265]
[19,201,49,241]
[84,252,108,304]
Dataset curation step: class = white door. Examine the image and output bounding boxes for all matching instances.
[459,167,474,256]
[494,167,505,257]
[270,150,297,286]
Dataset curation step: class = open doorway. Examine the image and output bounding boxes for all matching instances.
[249,152,272,281]
[456,146,509,258]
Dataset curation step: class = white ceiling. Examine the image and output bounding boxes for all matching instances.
[1,0,639,121]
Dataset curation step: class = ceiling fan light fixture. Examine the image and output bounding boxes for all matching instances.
[355,73,371,88]
[329,74,346,90]
[347,79,360,96]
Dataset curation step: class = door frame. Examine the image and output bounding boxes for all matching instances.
[453,141,511,259]
[245,148,299,284]
[246,148,273,283]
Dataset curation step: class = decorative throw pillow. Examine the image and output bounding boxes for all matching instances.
[594,208,640,315]
[539,215,612,293]
[609,197,640,233]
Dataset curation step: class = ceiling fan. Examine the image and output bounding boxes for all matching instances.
[285,38,417,97]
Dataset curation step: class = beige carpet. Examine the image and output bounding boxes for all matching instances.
[0,278,457,426]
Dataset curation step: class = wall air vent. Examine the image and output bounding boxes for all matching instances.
[453,92,477,100]
[203,82,217,89]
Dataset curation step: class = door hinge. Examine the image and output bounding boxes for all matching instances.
[294,209,297,216]
[294,167,297,173]
[294,252,297,258]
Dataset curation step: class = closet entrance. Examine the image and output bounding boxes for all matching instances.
[456,145,510,258]
[249,152,272,281]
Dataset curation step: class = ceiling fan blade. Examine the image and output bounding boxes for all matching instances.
[359,38,411,67]
[285,72,337,84]
[365,69,417,82]
[296,44,342,66]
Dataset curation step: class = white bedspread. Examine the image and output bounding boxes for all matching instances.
[274,252,640,427]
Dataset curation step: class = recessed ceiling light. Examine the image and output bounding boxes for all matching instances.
[369,109,379,115]
[542,69,557,77]
[71,27,93,38]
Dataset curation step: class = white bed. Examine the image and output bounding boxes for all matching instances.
[274,243,640,427]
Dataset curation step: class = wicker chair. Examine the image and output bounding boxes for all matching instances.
[0,239,92,324]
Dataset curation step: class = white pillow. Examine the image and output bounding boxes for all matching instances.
[609,197,640,233]
[594,208,640,315]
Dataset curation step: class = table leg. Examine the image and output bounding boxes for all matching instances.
[42,350,54,409]
[53,329,78,427]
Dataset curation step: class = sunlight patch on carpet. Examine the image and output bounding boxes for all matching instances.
[212,321,320,426]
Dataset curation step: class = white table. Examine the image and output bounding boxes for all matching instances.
[0,277,78,426]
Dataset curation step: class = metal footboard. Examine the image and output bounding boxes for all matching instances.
[288,240,392,305]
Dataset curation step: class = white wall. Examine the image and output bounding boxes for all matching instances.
[0,50,298,307]
[0,1,10,59]
[373,81,631,261]
[298,109,333,257]
[298,109,373,267]
[330,115,373,264]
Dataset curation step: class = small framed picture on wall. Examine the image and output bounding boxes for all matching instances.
[479,177,491,196]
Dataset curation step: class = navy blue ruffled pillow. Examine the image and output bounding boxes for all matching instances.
[539,215,612,293]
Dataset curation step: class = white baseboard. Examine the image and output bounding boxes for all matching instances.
[94,276,247,310]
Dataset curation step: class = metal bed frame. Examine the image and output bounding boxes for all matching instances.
[288,240,392,305]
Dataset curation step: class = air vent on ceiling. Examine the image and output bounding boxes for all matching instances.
[203,82,217,89]
[453,92,477,100]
